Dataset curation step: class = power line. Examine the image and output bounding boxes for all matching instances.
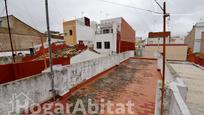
[153,0,163,11]
[96,0,161,34]
[96,0,162,14]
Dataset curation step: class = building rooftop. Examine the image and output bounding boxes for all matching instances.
[59,58,161,114]
[195,22,204,27]
[169,62,204,115]
[30,43,88,61]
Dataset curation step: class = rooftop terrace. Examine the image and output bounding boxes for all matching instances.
[59,58,162,115]
[169,62,204,115]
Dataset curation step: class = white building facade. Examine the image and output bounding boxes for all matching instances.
[194,22,204,52]
[185,22,204,53]
[93,18,121,54]
[64,17,136,54]
[75,18,95,46]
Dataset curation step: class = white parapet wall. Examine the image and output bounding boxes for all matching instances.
[0,51,134,115]
[155,54,191,115]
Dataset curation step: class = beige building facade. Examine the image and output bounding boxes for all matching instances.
[63,20,77,45]
[0,15,45,52]
[63,17,94,46]
[185,22,204,53]
[143,45,188,60]
[185,27,196,51]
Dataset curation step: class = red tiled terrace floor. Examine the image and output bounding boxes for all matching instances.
[60,58,162,115]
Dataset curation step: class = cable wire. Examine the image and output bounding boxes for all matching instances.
[153,0,163,11]
[96,0,162,14]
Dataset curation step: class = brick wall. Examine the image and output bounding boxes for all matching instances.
[120,18,135,42]
[116,18,135,53]
[117,33,135,53]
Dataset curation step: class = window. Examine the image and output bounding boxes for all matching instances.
[103,29,109,34]
[96,42,102,49]
[104,41,110,49]
[69,30,73,36]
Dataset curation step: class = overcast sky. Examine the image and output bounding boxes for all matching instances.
[0,0,204,38]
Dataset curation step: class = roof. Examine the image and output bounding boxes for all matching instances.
[0,15,44,35]
[31,43,88,61]
[169,62,204,115]
[195,22,204,27]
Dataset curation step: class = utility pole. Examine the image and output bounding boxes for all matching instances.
[161,1,169,115]
[154,0,169,115]
[45,0,55,100]
[4,0,15,63]
[160,2,166,115]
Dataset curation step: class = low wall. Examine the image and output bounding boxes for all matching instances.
[188,54,204,67]
[155,55,191,115]
[0,57,70,84]
[0,51,134,115]
[157,54,176,83]
[167,82,190,115]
